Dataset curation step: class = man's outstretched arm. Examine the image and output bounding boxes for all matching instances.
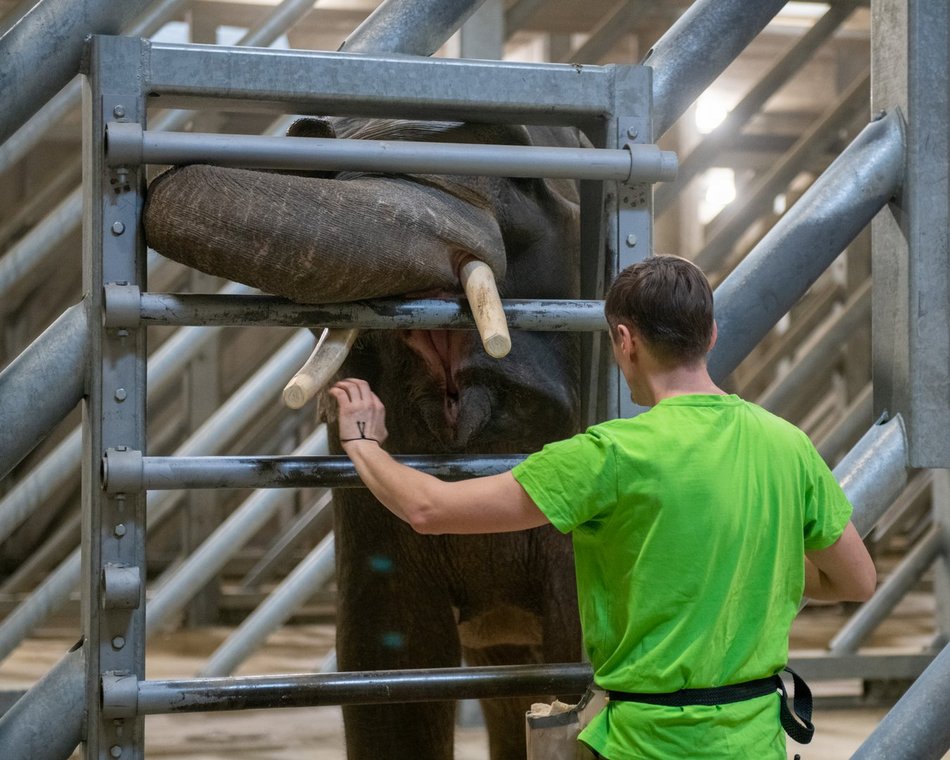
[328,378,550,535]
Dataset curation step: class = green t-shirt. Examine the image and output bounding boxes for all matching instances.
[512,394,852,759]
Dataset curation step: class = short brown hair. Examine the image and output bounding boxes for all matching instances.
[604,254,714,366]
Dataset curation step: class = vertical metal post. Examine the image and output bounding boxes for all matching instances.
[581,66,654,424]
[81,35,147,759]
[871,0,950,468]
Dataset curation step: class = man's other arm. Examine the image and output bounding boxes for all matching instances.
[804,521,876,602]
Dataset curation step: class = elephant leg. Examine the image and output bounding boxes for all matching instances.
[464,644,545,760]
[335,502,461,759]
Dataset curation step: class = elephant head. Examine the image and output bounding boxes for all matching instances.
[144,118,584,450]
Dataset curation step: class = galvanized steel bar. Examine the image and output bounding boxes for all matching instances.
[644,0,786,139]
[116,662,594,716]
[108,454,524,492]
[829,525,943,655]
[871,0,950,468]
[0,551,81,663]
[128,293,608,331]
[566,0,650,65]
[758,282,871,414]
[200,531,335,677]
[834,415,909,540]
[0,282,252,546]
[144,41,630,124]
[0,0,192,175]
[0,0,152,145]
[145,426,330,637]
[0,641,85,760]
[708,111,904,383]
[0,302,87,481]
[240,493,332,588]
[696,71,870,273]
[816,383,873,464]
[342,0,485,55]
[851,642,950,760]
[0,188,82,311]
[0,331,313,661]
[655,1,859,214]
[105,123,676,183]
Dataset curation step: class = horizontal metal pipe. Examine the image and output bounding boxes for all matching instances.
[834,415,909,540]
[108,455,524,492]
[708,110,905,382]
[128,293,608,331]
[645,0,786,139]
[105,123,676,183]
[116,662,594,716]
[0,283,253,546]
[200,530,335,677]
[829,525,943,655]
[0,303,87,481]
[145,427,330,637]
[851,642,950,760]
[143,42,638,124]
[0,331,314,658]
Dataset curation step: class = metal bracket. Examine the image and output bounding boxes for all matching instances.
[103,283,142,329]
[102,447,143,495]
[101,671,139,719]
[625,143,677,187]
[101,564,142,610]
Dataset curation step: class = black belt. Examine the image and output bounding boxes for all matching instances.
[607,666,814,745]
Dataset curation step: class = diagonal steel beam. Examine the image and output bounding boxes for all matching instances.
[655,0,860,215]
[696,71,870,273]
[708,110,904,382]
[644,0,787,140]
[562,0,650,65]
[0,303,87,481]
[0,0,153,146]
[341,0,486,55]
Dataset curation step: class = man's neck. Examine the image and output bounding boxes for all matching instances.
[633,365,727,407]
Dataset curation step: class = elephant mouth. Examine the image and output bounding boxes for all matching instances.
[403,329,470,429]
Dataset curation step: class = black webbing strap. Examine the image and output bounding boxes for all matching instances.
[608,666,814,745]
[775,666,815,745]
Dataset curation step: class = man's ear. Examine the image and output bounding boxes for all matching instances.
[709,321,718,352]
[615,323,635,358]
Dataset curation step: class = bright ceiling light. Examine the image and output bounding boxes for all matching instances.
[695,92,729,134]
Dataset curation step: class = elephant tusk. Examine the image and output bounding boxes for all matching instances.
[459,257,511,359]
[282,328,359,409]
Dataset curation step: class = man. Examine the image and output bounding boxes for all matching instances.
[329,254,876,758]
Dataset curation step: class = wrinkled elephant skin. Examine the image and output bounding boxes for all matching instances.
[144,117,586,759]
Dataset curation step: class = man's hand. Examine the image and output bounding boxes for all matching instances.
[328,378,389,449]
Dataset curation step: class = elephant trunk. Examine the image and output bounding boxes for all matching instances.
[144,165,507,305]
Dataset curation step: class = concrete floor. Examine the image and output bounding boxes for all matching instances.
[2,597,945,760]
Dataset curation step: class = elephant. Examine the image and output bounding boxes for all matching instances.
[144,116,587,759]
